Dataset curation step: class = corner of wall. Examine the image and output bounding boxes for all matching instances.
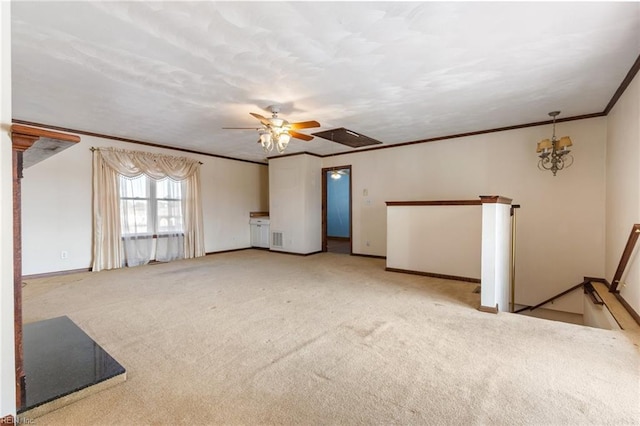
[0,0,17,417]
[268,154,322,254]
[605,71,640,315]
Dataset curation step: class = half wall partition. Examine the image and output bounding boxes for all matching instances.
[386,196,513,313]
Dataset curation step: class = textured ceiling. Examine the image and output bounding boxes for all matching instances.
[11,1,640,164]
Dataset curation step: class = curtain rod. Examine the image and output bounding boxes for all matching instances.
[90,147,203,164]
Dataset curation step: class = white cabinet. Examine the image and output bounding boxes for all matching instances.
[250,217,270,248]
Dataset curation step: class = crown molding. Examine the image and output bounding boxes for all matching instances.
[10,119,268,166]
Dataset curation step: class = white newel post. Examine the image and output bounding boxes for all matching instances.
[479,196,512,313]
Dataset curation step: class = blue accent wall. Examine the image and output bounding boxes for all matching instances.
[327,172,350,238]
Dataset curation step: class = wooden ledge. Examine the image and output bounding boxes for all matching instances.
[479,195,513,204]
[386,200,481,206]
[11,133,39,152]
[11,124,81,168]
[11,124,81,144]
[386,195,514,206]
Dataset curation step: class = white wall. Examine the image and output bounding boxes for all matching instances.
[605,72,640,314]
[323,117,607,313]
[0,1,16,417]
[387,205,482,279]
[269,154,322,254]
[21,135,269,275]
[303,155,323,253]
[201,152,269,252]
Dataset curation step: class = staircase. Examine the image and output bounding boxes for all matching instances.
[514,224,640,332]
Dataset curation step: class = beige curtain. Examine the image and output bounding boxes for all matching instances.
[184,169,205,258]
[92,150,124,271]
[92,147,205,272]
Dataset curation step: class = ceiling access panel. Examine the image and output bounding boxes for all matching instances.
[312,128,382,148]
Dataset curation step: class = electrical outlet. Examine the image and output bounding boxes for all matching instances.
[60,250,68,259]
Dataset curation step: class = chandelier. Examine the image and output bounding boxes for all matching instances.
[537,111,573,176]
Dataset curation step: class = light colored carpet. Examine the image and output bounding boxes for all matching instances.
[22,250,640,425]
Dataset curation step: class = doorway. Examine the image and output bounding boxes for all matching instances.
[322,165,352,254]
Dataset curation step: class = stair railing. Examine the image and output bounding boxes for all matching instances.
[610,224,640,293]
[514,280,587,313]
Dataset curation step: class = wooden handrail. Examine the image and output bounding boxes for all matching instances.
[514,280,587,313]
[610,224,640,293]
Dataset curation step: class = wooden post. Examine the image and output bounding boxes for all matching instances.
[11,133,38,408]
[10,124,80,409]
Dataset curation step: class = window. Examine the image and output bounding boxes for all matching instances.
[119,175,184,236]
[92,147,204,272]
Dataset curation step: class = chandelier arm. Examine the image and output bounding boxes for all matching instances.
[538,156,553,171]
[564,154,574,168]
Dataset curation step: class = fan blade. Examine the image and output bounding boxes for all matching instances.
[250,112,271,127]
[222,127,260,130]
[290,120,320,130]
[289,130,313,141]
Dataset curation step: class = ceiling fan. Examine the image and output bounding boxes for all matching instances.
[223,105,320,154]
[329,169,349,180]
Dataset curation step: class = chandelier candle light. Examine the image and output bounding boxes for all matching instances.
[537,111,573,176]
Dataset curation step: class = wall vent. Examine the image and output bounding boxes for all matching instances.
[272,231,284,248]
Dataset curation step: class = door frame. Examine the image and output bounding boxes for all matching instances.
[322,165,352,254]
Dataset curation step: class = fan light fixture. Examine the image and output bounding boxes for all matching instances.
[537,111,573,176]
[259,109,292,154]
[260,126,291,154]
[329,169,349,180]
[222,105,320,154]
